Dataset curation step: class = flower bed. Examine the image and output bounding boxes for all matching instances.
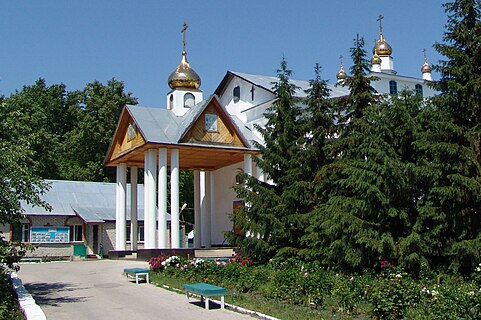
[149,255,481,320]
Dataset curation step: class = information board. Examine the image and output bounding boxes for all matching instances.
[30,227,70,243]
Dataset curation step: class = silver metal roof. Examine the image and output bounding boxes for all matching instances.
[20,180,153,223]
[127,105,181,144]
[127,96,261,149]
[229,71,350,98]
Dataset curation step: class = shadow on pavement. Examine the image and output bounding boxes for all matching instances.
[24,282,89,307]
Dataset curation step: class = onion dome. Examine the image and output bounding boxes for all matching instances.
[337,65,347,81]
[168,50,201,90]
[421,49,432,74]
[371,52,381,65]
[373,33,392,56]
[421,61,431,74]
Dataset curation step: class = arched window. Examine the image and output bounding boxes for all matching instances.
[415,84,423,96]
[389,80,398,95]
[233,86,240,103]
[169,94,174,109]
[235,169,244,185]
[184,93,195,108]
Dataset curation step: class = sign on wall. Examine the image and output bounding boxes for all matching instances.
[30,227,70,243]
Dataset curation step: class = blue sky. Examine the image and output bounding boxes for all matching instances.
[0,1,447,107]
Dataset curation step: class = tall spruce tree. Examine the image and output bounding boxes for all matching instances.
[434,0,481,128]
[304,37,406,271]
[230,58,311,262]
[424,0,481,273]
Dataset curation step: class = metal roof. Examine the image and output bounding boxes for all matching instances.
[127,105,181,144]
[216,71,350,99]
[20,180,155,223]
[126,96,261,149]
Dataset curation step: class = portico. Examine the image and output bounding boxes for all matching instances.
[105,96,259,251]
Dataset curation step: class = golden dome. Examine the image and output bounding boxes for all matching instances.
[421,62,431,74]
[337,65,347,80]
[421,49,431,73]
[371,52,381,65]
[168,51,201,90]
[373,33,392,56]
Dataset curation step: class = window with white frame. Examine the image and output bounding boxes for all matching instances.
[69,225,83,242]
[415,84,423,96]
[389,80,398,94]
[12,223,30,242]
[126,224,144,242]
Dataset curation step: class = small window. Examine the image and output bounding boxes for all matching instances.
[69,225,83,242]
[415,84,423,96]
[184,93,195,108]
[127,123,137,141]
[250,85,255,101]
[169,94,174,109]
[235,169,245,185]
[389,80,398,95]
[126,224,144,242]
[233,86,240,103]
[12,223,30,242]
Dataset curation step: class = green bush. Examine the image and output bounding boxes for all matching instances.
[0,272,23,320]
[150,254,480,319]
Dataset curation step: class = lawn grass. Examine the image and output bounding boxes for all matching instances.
[150,272,368,320]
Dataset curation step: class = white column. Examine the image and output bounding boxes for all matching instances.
[130,166,138,251]
[115,163,127,250]
[158,148,168,248]
[143,151,150,248]
[193,170,201,248]
[147,149,157,248]
[170,149,180,248]
[244,154,253,176]
[201,171,212,248]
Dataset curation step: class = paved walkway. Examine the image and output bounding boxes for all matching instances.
[18,259,256,320]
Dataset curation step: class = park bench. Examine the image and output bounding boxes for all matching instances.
[123,267,150,284]
[183,282,227,310]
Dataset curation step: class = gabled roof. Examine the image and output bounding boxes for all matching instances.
[127,105,181,144]
[214,71,350,99]
[20,180,155,223]
[105,95,261,169]
[122,96,260,149]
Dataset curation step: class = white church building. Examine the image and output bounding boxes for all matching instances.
[106,19,437,253]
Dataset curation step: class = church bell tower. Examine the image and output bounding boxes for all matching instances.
[167,22,203,116]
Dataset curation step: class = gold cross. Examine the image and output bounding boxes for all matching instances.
[377,14,384,33]
[423,48,427,62]
[339,55,343,66]
[181,22,188,51]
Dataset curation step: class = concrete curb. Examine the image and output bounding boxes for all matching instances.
[10,272,46,320]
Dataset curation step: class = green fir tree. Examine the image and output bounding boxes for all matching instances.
[230,58,311,262]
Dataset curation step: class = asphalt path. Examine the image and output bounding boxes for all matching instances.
[18,259,256,320]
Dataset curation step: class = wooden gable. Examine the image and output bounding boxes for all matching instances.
[106,108,146,163]
[180,98,247,148]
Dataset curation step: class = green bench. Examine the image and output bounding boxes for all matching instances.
[123,268,150,284]
[183,282,227,310]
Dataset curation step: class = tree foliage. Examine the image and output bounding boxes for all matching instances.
[60,79,137,181]
[229,58,315,262]
[234,6,481,274]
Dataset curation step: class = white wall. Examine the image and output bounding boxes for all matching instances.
[370,76,437,98]
[219,76,275,122]
[210,161,244,245]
